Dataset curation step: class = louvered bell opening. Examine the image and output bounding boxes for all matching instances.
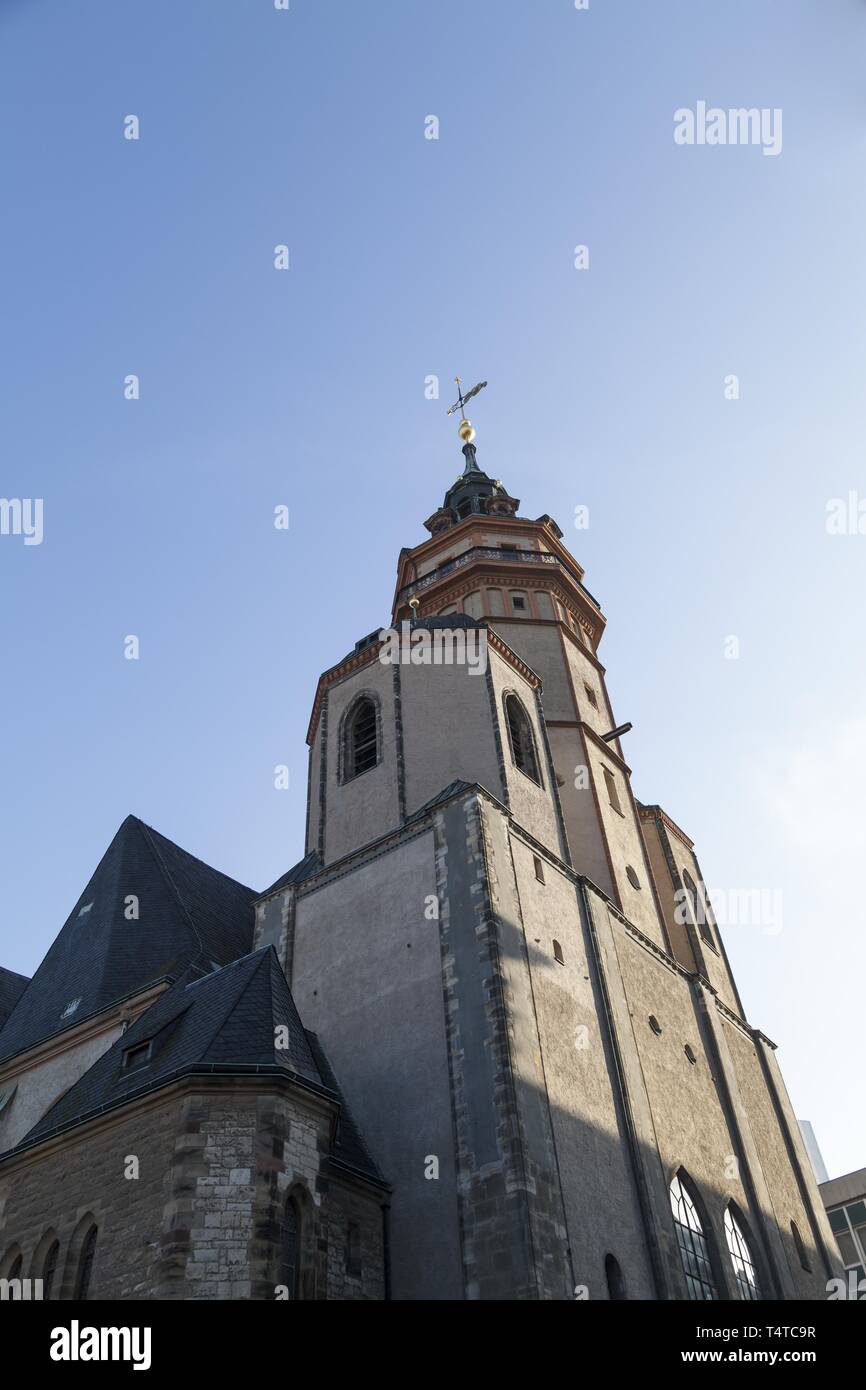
[351,701,378,777]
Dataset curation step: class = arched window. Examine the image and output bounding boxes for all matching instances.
[32,1230,60,1301]
[0,1245,23,1283]
[724,1207,761,1300]
[42,1239,60,1301]
[682,870,714,948]
[278,1196,301,1300]
[504,694,541,785]
[75,1225,98,1300]
[605,1252,627,1300]
[791,1220,812,1273]
[669,1172,719,1300]
[342,696,379,782]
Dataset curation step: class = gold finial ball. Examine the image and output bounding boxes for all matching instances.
[458,418,476,444]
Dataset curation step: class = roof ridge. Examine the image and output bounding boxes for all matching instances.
[137,820,206,966]
[196,946,276,1061]
[138,818,257,896]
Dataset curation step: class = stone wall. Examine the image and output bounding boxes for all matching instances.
[0,1093,181,1299]
[0,1079,385,1301]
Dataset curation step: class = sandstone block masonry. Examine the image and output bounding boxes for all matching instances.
[0,1078,386,1300]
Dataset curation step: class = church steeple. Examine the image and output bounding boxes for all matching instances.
[423,375,519,535]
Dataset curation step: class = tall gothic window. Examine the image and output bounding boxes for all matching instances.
[670,1172,719,1300]
[724,1206,761,1300]
[0,1246,22,1281]
[344,697,379,781]
[42,1238,60,1301]
[278,1197,301,1300]
[76,1225,98,1300]
[605,1252,627,1300]
[681,869,714,947]
[504,694,541,785]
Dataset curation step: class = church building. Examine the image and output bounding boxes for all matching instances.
[0,405,841,1301]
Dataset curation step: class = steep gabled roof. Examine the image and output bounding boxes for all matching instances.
[0,816,256,1065]
[305,1030,383,1181]
[0,968,29,1031]
[18,947,319,1145]
[14,947,384,1186]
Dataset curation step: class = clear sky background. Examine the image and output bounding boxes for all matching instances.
[1,1,864,1177]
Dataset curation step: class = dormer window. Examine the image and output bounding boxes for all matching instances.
[122,1040,152,1072]
[61,997,82,1019]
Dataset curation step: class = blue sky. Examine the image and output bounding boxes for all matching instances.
[2,1,864,1177]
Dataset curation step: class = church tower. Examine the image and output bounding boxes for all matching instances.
[253,394,841,1302]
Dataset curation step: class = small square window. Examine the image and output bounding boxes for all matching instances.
[648,1015,663,1036]
[533,855,545,883]
[583,683,598,710]
[122,1041,152,1072]
[511,596,526,611]
[553,940,565,965]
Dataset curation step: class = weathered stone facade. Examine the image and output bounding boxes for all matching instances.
[250,452,844,1300]
[0,1079,385,1300]
[0,443,842,1302]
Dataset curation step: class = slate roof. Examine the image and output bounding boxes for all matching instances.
[260,782,476,900]
[305,1030,384,1180]
[12,947,384,1185]
[0,968,29,1031]
[260,849,321,900]
[404,780,475,824]
[0,816,256,1065]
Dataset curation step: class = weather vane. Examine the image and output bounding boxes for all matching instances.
[447,375,487,444]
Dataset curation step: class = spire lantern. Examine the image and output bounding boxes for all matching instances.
[421,373,519,534]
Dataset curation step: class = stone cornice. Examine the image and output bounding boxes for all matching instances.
[637,802,695,851]
[401,566,602,646]
[0,1068,343,1177]
[393,513,584,593]
[0,981,169,1084]
[581,721,634,775]
[306,626,541,745]
[305,642,380,746]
